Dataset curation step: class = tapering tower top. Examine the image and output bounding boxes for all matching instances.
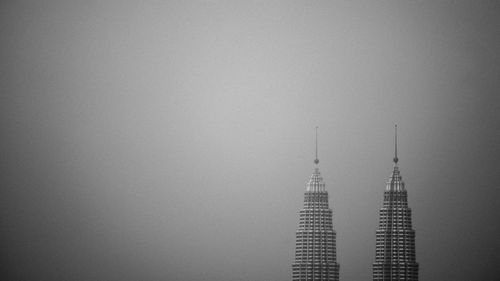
[393,124,399,165]
[314,126,319,165]
[306,126,325,192]
[387,124,405,191]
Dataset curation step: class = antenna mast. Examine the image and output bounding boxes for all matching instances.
[393,124,399,164]
[314,126,319,165]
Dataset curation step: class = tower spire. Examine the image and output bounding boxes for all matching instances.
[393,124,399,164]
[314,126,319,165]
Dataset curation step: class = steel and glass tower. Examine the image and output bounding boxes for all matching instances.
[373,125,419,281]
[292,128,339,281]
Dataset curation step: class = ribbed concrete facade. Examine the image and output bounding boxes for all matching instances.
[373,130,418,281]
[292,167,339,281]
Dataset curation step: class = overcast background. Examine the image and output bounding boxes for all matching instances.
[1,1,500,281]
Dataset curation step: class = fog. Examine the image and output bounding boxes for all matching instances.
[1,1,499,280]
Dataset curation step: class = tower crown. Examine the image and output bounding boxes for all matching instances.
[306,168,326,192]
[386,165,405,191]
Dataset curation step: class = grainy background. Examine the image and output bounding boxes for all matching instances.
[1,1,499,281]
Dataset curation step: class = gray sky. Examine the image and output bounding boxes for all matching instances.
[1,1,499,281]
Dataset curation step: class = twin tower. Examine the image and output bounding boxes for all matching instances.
[292,126,419,281]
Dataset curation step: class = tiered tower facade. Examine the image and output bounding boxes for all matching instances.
[373,126,419,281]
[292,129,339,281]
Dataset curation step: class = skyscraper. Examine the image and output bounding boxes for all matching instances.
[373,126,419,281]
[292,128,339,281]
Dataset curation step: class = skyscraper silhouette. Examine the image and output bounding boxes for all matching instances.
[373,125,419,281]
[292,128,339,281]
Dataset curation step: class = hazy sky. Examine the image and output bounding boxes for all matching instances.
[1,1,499,281]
